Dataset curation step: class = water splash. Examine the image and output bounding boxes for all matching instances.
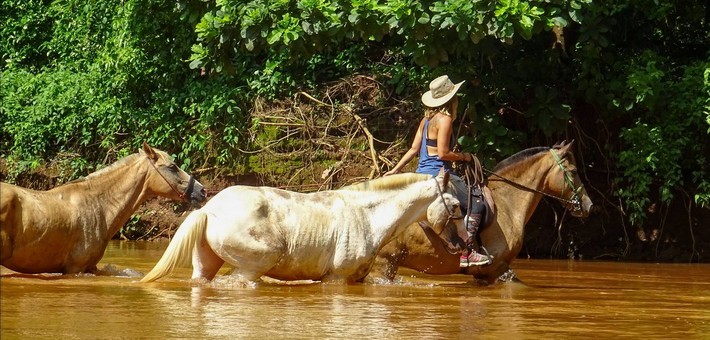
[97,263,144,278]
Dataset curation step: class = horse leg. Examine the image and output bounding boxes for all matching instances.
[191,236,224,281]
[0,231,11,265]
[201,238,280,282]
[226,250,281,282]
[472,259,510,285]
[0,189,16,265]
[85,264,98,274]
[371,241,407,281]
[382,254,403,281]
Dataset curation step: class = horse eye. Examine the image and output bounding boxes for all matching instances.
[168,164,179,172]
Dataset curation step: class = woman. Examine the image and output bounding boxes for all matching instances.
[384,75,491,268]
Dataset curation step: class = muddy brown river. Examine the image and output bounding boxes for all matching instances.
[1,240,709,338]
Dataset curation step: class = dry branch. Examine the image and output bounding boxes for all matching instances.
[242,75,417,190]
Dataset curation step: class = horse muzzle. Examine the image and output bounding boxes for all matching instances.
[570,195,593,218]
[184,176,207,203]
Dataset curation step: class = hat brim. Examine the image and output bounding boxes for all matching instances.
[421,80,465,108]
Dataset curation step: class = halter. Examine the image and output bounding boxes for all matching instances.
[146,155,196,201]
[484,149,583,213]
[549,149,584,214]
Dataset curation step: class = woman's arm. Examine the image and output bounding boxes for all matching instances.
[436,115,471,162]
[384,118,426,176]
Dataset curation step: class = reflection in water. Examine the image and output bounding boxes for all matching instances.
[2,240,710,338]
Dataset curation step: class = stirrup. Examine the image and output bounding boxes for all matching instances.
[479,246,493,265]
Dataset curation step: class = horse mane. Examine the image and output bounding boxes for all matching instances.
[59,154,142,185]
[492,146,553,173]
[81,148,169,181]
[84,154,142,180]
[341,173,432,192]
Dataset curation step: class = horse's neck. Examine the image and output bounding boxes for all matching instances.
[55,159,153,235]
[363,183,436,247]
[491,158,552,229]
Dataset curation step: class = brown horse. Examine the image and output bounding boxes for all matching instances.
[0,142,207,274]
[372,141,593,284]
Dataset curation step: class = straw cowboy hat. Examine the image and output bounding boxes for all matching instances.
[421,75,465,108]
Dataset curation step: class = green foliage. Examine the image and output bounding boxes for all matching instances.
[1,67,122,161]
[0,1,53,69]
[614,56,710,224]
[188,0,579,71]
[118,214,144,240]
[1,0,709,236]
[612,51,666,112]
[563,0,710,225]
[705,68,710,134]
[1,0,248,178]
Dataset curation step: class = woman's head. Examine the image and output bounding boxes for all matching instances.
[422,75,464,119]
[424,96,458,119]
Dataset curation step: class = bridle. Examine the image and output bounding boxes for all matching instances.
[484,149,583,214]
[550,149,584,213]
[146,155,196,201]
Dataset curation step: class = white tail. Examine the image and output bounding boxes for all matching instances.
[140,210,208,282]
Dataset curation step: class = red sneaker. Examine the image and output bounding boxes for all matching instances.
[460,251,492,267]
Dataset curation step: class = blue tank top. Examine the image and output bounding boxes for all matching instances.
[416,118,453,176]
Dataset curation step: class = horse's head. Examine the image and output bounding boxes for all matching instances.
[141,142,207,204]
[424,170,467,253]
[547,140,593,218]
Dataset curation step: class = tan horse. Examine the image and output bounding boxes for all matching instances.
[0,142,207,274]
[140,172,464,283]
[373,141,593,284]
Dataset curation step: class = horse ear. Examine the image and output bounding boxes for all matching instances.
[142,141,158,160]
[559,139,574,155]
[553,140,573,150]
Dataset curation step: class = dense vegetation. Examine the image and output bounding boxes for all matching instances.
[1,0,709,261]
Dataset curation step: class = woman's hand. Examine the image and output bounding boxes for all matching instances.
[383,169,399,176]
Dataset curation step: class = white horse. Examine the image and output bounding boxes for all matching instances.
[141,172,464,283]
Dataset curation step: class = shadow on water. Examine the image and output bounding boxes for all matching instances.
[1,263,144,280]
[1,273,70,280]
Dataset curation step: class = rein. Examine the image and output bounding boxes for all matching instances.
[146,156,195,201]
[481,149,583,212]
